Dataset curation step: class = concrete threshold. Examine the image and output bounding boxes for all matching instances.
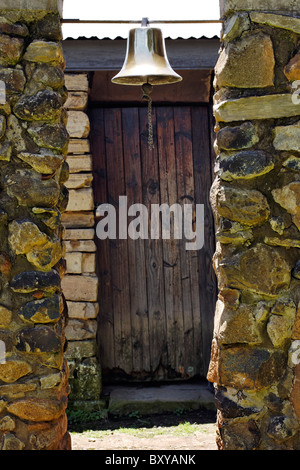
[104,383,216,417]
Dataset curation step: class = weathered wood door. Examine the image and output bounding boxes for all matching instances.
[90,104,216,382]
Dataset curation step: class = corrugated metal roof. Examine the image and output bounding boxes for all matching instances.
[62,22,221,41]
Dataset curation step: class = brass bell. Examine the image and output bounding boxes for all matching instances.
[111,20,182,86]
[112,19,182,149]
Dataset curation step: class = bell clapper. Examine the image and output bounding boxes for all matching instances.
[142,82,154,150]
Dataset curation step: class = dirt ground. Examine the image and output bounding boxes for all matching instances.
[69,409,218,451]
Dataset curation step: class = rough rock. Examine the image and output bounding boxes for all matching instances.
[272,182,300,230]
[273,122,300,152]
[214,94,300,122]
[65,318,97,341]
[0,360,32,383]
[17,151,64,174]
[0,17,28,37]
[223,12,250,43]
[0,66,26,94]
[1,433,25,450]
[18,295,61,323]
[0,34,23,66]
[14,89,63,121]
[5,168,60,208]
[220,419,261,451]
[7,398,65,422]
[250,12,300,35]
[216,122,259,151]
[282,156,300,172]
[217,346,286,390]
[210,180,270,226]
[219,150,274,181]
[215,32,275,88]
[27,122,69,151]
[216,244,291,296]
[8,219,62,271]
[284,51,300,82]
[214,299,263,345]
[23,40,64,66]
[0,305,12,327]
[16,326,62,354]
[291,364,300,420]
[10,270,61,293]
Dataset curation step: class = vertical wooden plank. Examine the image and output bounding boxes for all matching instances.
[139,106,168,378]
[104,107,133,374]
[192,105,217,375]
[122,107,150,374]
[174,106,202,377]
[156,106,184,377]
[90,108,115,371]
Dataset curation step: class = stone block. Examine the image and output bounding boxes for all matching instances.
[220,0,300,16]
[61,275,98,301]
[65,73,89,92]
[67,138,90,154]
[63,228,95,240]
[0,34,23,66]
[64,91,88,111]
[272,182,300,230]
[215,32,274,89]
[68,357,101,401]
[66,154,93,173]
[65,252,82,274]
[82,253,96,273]
[66,188,94,212]
[216,122,259,151]
[273,122,300,152]
[23,40,64,66]
[216,244,291,297]
[214,300,263,345]
[64,173,93,189]
[65,318,97,341]
[217,346,286,390]
[210,179,270,226]
[66,301,99,319]
[64,239,96,253]
[65,252,96,274]
[291,364,300,420]
[284,51,300,82]
[214,94,300,122]
[64,339,97,360]
[219,150,274,181]
[7,397,65,422]
[0,0,63,15]
[66,110,90,138]
[250,12,300,34]
[61,211,95,228]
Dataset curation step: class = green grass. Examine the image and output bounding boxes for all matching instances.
[69,421,216,440]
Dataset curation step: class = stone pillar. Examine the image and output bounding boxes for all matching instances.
[208,0,300,450]
[0,0,71,450]
[61,73,102,412]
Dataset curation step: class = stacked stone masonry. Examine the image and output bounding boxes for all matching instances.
[208,5,300,450]
[61,73,101,410]
[0,2,71,450]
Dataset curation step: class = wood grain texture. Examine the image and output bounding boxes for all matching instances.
[91,104,216,381]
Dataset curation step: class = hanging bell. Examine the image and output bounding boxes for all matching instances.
[112,19,182,149]
[111,20,182,86]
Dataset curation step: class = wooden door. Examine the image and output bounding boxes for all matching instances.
[90,104,216,382]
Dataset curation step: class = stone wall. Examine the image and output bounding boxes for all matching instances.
[0,0,70,450]
[208,1,300,450]
[61,73,102,411]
